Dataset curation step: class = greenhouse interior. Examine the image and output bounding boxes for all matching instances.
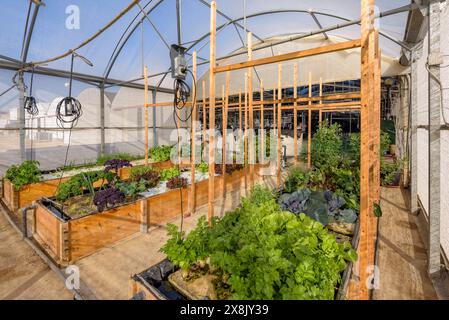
[1,0,449,304]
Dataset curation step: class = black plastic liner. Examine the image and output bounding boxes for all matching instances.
[132,259,186,300]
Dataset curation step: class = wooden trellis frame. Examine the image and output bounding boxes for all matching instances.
[136,0,379,301]
[207,0,380,300]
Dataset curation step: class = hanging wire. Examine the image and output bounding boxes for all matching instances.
[56,53,83,129]
[53,52,92,194]
[24,66,39,116]
[172,68,196,234]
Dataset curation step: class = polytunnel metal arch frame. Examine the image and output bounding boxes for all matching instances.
[0,0,419,162]
[100,1,419,89]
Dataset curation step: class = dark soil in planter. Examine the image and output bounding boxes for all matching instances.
[41,189,143,220]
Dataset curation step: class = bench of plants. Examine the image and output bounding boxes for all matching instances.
[1,148,174,215]
[129,186,358,300]
[30,157,258,266]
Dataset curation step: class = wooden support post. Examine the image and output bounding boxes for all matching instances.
[319,77,323,125]
[273,86,277,153]
[202,80,207,159]
[358,0,377,300]
[307,72,312,169]
[223,72,230,196]
[144,66,149,165]
[260,80,264,164]
[247,32,254,188]
[140,200,148,233]
[244,73,248,169]
[293,63,298,163]
[239,90,242,132]
[277,64,282,188]
[221,85,226,184]
[208,0,216,225]
[189,51,197,215]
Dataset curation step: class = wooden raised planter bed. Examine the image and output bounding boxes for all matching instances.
[129,223,359,301]
[33,197,147,266]
[146,168,247,227]
[1,160,172,215]
[28,164,269,266]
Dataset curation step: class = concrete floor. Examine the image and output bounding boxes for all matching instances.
[373,187,438,300]
[0,207,73,300]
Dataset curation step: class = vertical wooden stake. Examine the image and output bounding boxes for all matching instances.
[247,32,254,188]
[307,71,312,169]
[239,90,242,133]
[277,64,282,188]
[144,66,149,165]
[189,51,197,215]
[357,0,376,300]
[208,0,216,225]
[244,73,248,169]
[202,80,207,159]
[319,77,323,125]
[223,72,230,197]
[273,86,277,159]
[260,80,264,164]
[221,85,226,183]
[293,63,298,163]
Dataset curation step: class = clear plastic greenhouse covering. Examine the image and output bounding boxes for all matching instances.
[0,0,411,175]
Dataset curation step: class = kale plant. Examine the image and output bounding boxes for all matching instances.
[103,159,132,173]
[130,166,160,188]
[279,189,357,225]
[55,170,114,202]
[116,179,147,199]
[93,187,126,212]
[166,177,188,189]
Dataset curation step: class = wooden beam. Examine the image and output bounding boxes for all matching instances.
[368,29,381,275]
[221,85,226,188]
[260,80,264,164]
[277,64,282,188]
[144,66,149,165]
[202,80,207,156]
[293,63,298,163]
[208,0,216,225]
[358,0,374,300]
[319,77,323,125]
[189,51,197,215]
[224,101,360,112]
[248,32,254,188]
[214,39,361,73]
[244,73,248,170]
[307,71,312,169]
[143,92,361,109]
[223,72,230,197]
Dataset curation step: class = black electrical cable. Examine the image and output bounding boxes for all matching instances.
[172,69,196,234]
[53,53,84,195]
[24,67,39,116]
[56,53,83,129]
